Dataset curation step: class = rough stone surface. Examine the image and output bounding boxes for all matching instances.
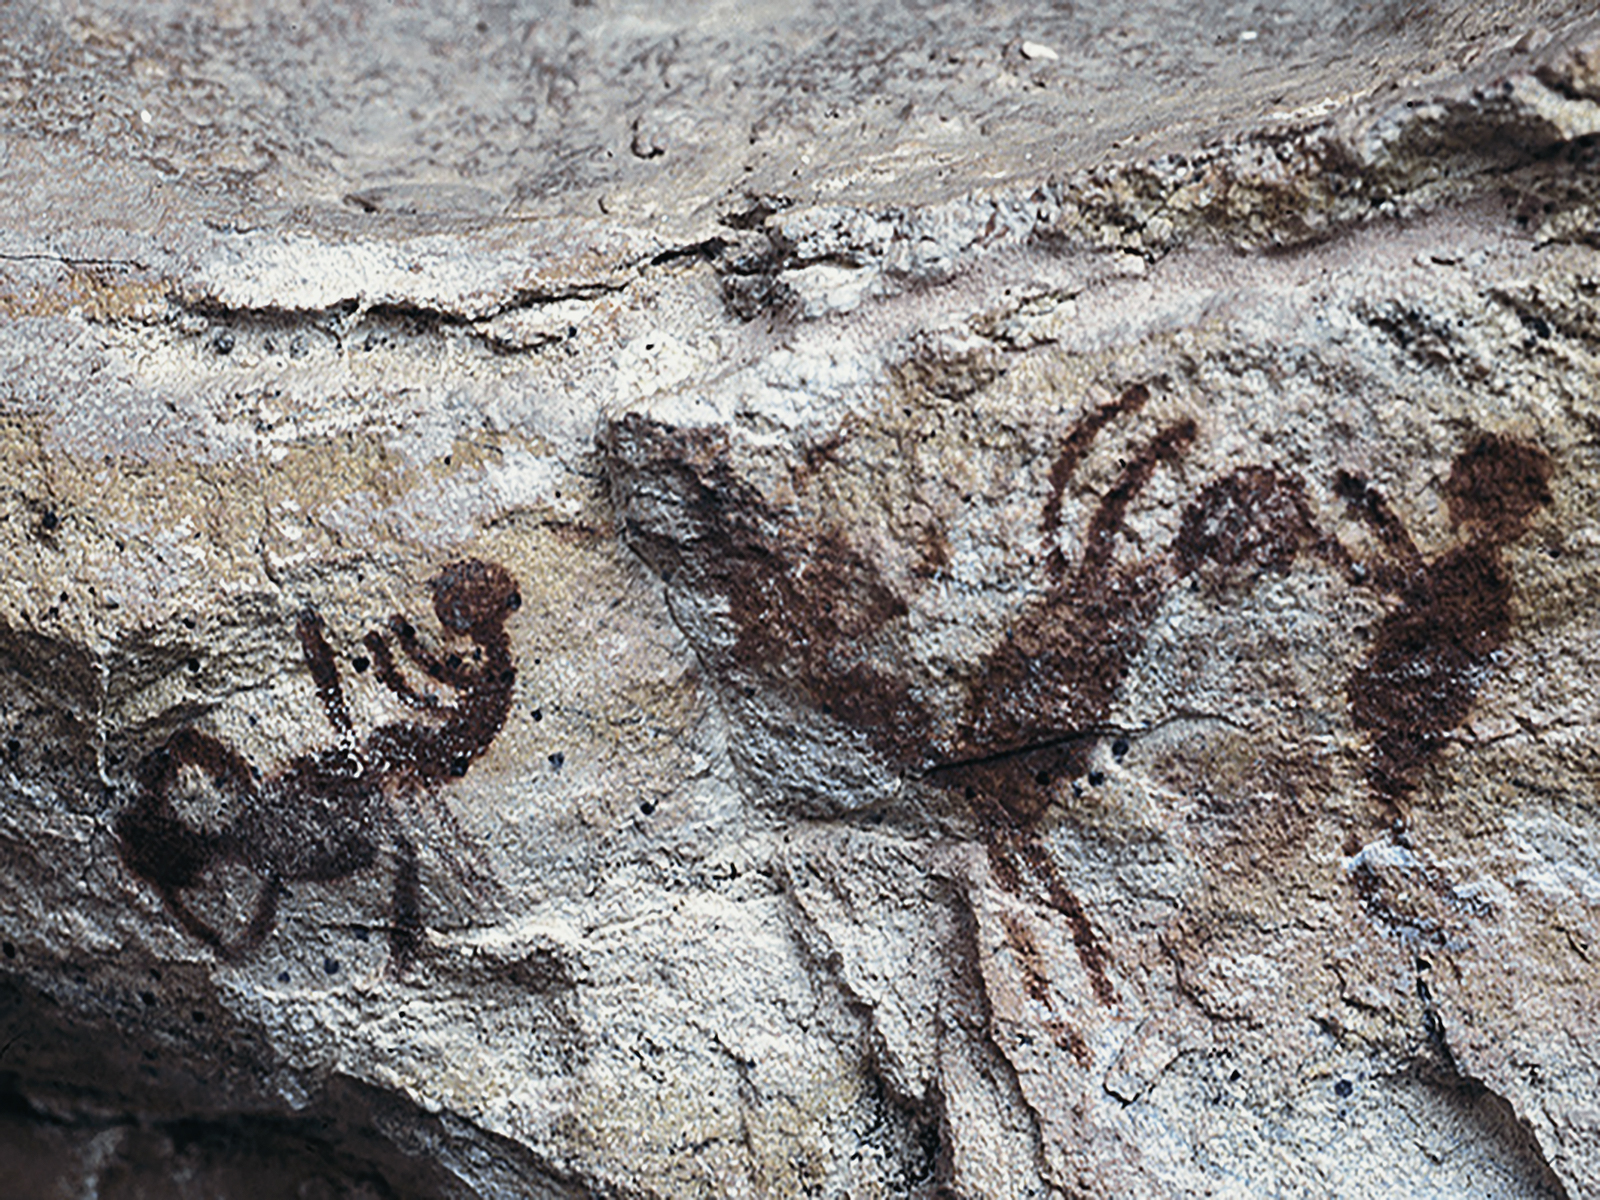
[2,2,1599,1197]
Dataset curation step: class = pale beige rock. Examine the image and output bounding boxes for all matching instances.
[1,2,1598,1198]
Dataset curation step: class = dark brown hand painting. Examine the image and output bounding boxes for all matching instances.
[930,384,1197,1015]
[116,559,520,974]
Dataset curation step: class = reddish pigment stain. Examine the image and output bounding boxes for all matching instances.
[1338,433,1552,815]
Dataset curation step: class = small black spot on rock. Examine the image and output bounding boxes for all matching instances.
[1087,770,1106,787]
[1034,771,1051,787]
[548,751,565,770]
[530,708,543,722]
[1111,737,1129,759]
[186,658,200,673]
[277,971,291,984]
[352,655,371,673]
[211,330,235,355]
[354,928,369,943]
[1335,1078,1353,1097]
[449,755,470,777]
[323,957,341,976]
[639,799,656,816]
[139,990,155,1006]
[1,941,15,959]
[191,1009,207,1024]
[39,509,58,532]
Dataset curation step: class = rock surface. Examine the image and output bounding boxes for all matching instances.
[2,2,1598,1197]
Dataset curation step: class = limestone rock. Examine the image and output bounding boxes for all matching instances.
[1,2,1597,1197]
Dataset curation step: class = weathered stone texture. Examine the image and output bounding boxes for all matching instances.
[2,2,1598,1197]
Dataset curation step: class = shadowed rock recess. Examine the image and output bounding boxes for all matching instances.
[3,1,1600,1196]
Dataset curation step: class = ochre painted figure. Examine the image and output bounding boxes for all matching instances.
[116,560,520,973]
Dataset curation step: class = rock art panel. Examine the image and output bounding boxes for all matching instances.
[5,6,1600,1194]
[604,364,1583,1196]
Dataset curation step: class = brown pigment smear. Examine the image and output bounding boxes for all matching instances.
[1016,838,1118,1007]
[606,415,932,768]
[1042,382,1151,578]
[1176,465,1348,580]
[1341,433,1552,812]
[1000,909,1093,1067]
